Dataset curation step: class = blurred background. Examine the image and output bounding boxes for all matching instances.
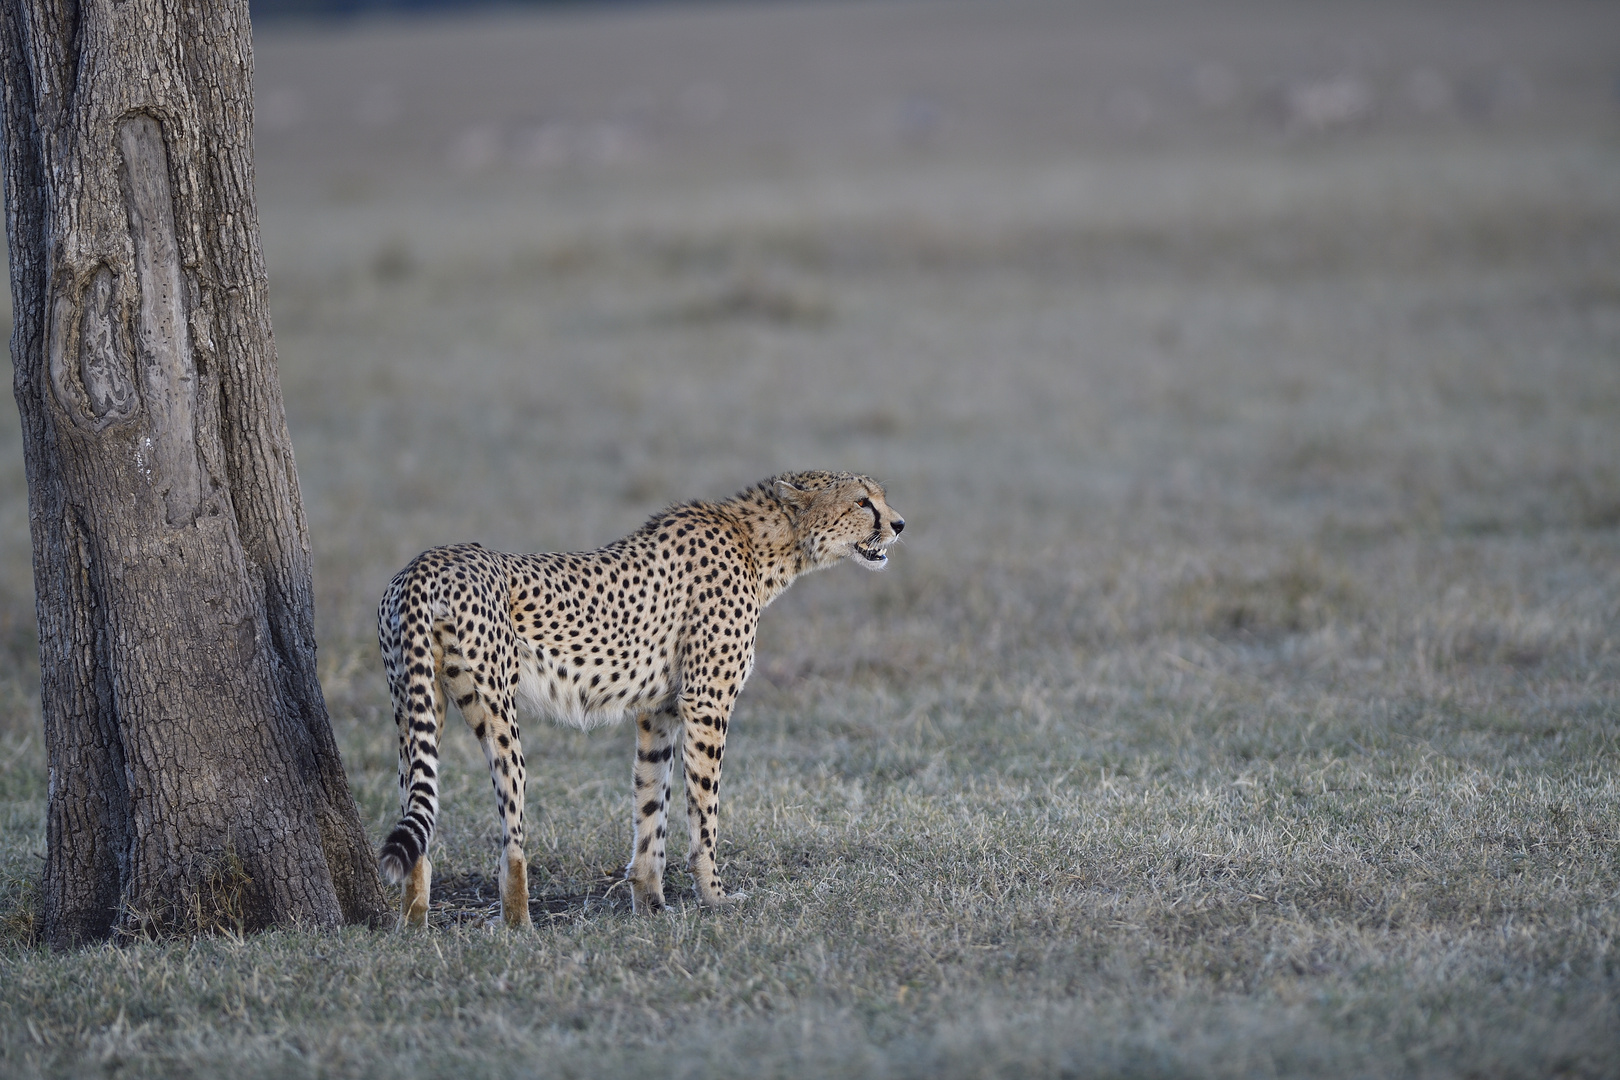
[253,0,1620,666]
[3,0,1619,767]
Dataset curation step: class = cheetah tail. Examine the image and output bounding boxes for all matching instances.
[378,571,442,885]
[379,826,422,884]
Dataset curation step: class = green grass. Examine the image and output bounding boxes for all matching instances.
[3,3,1620,1075]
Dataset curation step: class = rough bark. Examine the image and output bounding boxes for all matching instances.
[0,0,390,944]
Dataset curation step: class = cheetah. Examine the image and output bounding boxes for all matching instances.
[377,471,904,927]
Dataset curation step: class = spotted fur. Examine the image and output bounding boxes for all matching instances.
[377,471,905,926]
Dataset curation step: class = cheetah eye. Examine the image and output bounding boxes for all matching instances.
[856,498,872,509]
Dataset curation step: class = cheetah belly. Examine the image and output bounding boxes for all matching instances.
[511,637,673,732]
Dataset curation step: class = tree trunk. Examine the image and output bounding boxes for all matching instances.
[0,0,390,945]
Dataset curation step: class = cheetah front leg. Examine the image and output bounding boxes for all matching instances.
[680,688,741,907]
[626,705,680,913]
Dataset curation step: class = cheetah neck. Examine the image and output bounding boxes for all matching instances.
[725,489,809,607]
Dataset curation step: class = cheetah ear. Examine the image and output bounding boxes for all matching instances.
[774,479,815,510]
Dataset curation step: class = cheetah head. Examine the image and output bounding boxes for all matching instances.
[774,472,905,571]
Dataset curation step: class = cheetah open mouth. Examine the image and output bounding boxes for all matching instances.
[854,542,889,566]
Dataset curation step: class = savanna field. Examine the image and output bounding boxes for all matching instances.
[2,0,1619,1075]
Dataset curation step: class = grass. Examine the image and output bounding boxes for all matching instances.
[2,1,1620,1075]
[2,656,1616,1076]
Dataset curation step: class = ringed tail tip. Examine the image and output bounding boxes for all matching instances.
[379,826,422,885]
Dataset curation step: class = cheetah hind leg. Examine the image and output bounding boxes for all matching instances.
[402,855,432,928]
[401,659,450,929]
[436,632,532,929]
[393,663,448,930]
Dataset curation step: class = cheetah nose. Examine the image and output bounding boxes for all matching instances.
[891,517,905,534]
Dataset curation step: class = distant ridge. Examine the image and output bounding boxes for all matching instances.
[250,0,801,23]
